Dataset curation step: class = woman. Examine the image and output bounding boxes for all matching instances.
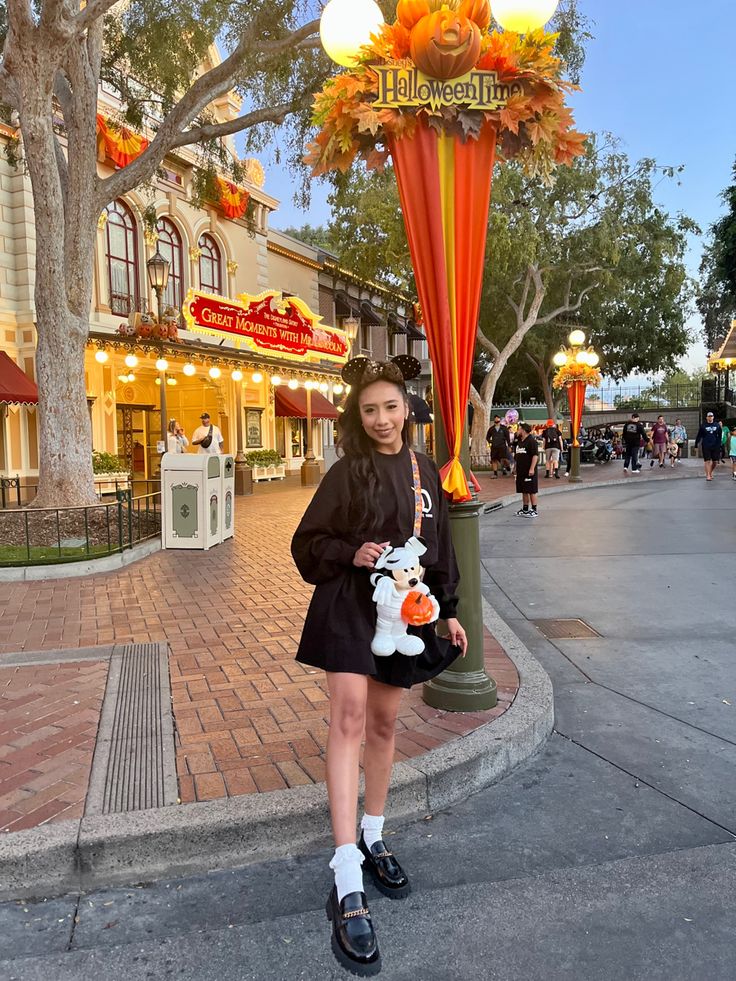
[291,356,466,977]
[166,419,189,454]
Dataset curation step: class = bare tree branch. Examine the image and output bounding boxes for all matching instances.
[476,328,500,361]
[169,93,311,150]
[95,17,320,210]
[536,281,599,325]
[73,0,125,34]
[54,131,69,205]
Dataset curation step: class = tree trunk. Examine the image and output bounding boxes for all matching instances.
[469,385,490,466]
[18,59,97,507]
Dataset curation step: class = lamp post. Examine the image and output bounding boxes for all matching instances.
[301,381,321,487]
[552,330,600,483]
[231,369,252,496]
[147,249,171,454]
[343,316,360,355]
[146,248,170,324]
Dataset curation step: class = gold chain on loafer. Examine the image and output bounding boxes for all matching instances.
[342,908,370,919]
[372,851,393,860]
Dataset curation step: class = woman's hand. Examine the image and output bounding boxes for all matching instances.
[445,618,468,656]
[353,541,390,569]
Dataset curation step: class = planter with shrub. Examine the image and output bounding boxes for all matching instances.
[244,449,285,481]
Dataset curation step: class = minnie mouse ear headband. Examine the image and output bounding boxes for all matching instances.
[341,355,422,388]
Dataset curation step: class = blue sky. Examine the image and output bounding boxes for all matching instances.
[257,1,736,373]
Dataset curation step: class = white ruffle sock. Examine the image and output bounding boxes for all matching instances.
[360,813,385,850]
[330,843,364,902]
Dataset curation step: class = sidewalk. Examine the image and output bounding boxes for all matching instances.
[0,456,703,849]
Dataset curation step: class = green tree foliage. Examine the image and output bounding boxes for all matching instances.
[698,158,736,351]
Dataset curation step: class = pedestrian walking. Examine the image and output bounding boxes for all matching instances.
[514,421,540,517]
[166,419,189,454]
[191,412,224,455]
[721,420,729,464]
[650,415,669,468]
[485,415,511,478]
[621,412,648,474]
[542,418,563,479]
[291,356,466,977]
[694,411,722,481]
[668,437,679,468]
[671,418,687,460]
[729,427,736,480]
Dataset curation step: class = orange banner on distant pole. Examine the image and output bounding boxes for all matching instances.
[390,120,496,502]
[567,380,586,447]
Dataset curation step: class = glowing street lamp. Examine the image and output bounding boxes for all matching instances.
[320,0,384,67]
[492,0,559,33]
[551,330,601,483]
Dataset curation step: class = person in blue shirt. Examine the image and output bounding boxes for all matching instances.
[694,411,722,481]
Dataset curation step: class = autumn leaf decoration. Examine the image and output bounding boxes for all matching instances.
[552,363,603,389]
[306,11,586,179]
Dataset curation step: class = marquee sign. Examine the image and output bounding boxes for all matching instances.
[373,66,522,112]
[182,289,350,364]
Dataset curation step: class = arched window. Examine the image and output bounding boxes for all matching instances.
[105,200,139,316]
[156,217,184,313]
[198,234,222,295]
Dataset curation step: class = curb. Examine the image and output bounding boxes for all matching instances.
[0,538,162,582]
[0,602,553,901]
[480,466,702,511]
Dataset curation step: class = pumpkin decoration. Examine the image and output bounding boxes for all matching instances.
[397,0,431,30]
[458,0,491,32]
[401,589,436,627]
[410,7,482,80]
[137,320,152,339]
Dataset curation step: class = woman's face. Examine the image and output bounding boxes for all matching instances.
[358,380,408,454]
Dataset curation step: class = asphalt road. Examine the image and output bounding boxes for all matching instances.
[2,476,736,981]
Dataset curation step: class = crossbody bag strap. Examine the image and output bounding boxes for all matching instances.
[409,448,422,538]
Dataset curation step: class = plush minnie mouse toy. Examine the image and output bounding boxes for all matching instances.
[369,536,440,657]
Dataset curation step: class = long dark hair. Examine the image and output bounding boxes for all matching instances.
[337,380,411,538]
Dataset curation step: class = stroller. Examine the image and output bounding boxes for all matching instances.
[594,438,613,463]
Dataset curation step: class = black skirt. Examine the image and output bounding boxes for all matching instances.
[295,565,460,689]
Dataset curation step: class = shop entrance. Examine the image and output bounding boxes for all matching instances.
[116,404,159,487]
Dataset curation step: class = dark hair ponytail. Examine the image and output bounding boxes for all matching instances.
[337,382,410,538]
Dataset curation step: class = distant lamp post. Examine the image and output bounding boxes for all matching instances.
[319,0,384,67]
[155,357,169,451]
[146,248,170,323]
[342,316,360,355]
[552,330,601,483]
[492,0,560,33]
[231,368,252,497]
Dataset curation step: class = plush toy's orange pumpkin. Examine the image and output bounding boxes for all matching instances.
[458,0,491,32]
[397,0,431,30]
[401,590,436,627]
[410,8,482,80]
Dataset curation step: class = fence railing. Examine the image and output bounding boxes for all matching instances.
[0,491,161,567]
[0,476,160,510]
[562,384,702,412]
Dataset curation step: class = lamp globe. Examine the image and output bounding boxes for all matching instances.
[320,0,384,67]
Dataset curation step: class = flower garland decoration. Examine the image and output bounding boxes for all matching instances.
[305,0,586,179]
[96,114,149,168]
[552,363,602,389]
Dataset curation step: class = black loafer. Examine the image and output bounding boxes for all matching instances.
[359,834,411,898]
[326,886,381,976]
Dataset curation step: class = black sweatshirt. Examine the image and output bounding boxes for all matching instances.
[291,446,460,685]
[622,421,648,447]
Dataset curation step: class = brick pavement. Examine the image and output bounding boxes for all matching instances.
[0,459,698,832]
[0,660,107,832]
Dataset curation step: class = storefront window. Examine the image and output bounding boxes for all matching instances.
[105,200,139,316]
[246,409,263,448]
[198,234,222,295]
[156,217,184,313]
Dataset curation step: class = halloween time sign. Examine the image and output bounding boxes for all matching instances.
[373,66,522,112]
[182,289,350,364]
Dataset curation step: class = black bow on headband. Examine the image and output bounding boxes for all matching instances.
[341,355,422,387]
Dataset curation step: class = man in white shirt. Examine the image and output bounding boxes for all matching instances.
[191,412,224,455]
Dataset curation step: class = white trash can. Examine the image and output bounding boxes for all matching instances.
[161,453,222,550]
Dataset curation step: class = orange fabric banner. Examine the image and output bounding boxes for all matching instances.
[96,114,149,168]
[390,120,496,501]
[216,178,250,220]
[567,379,586,446]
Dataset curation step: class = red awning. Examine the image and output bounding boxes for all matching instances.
[0,352,38,406]
[275,387,339,420]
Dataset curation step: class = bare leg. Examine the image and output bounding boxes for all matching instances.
[326,672,368,846]
[530,493,538,507]
[363,678,404,817]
